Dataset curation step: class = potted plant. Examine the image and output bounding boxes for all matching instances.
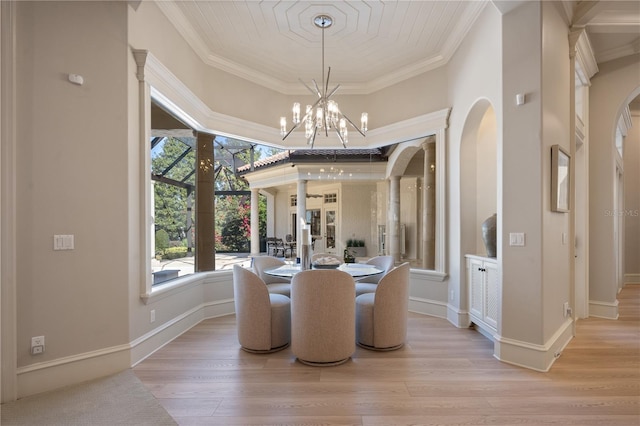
[346,238,366,258]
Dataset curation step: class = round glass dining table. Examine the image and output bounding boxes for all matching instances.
[264,263,382,279]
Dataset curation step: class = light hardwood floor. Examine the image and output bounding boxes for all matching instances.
[134,285,640,425]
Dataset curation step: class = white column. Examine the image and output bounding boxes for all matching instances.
[296,180,307,259]
[388,176,401,263]
[250,188,260,255]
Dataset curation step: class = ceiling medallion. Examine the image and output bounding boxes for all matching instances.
[279,14,368,148]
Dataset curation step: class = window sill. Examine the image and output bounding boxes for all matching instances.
[141,272,206,304]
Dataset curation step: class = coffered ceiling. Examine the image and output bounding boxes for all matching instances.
[156,0,639,95]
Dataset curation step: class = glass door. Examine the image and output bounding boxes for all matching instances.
[324,209,336,254]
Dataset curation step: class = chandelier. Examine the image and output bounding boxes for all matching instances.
[280,15,368,148]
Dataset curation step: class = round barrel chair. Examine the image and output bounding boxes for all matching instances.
[232,265,291,353]
[291,269,355,366]
[354,255,395,296]
[355,262,410,351]
[252,255,291,297]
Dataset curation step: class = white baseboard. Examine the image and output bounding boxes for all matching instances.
[17,298,235,398]
[409,296,448,319]
[493,318,574,372]
[625,273,640,284]
[446,304,471,329]
[589,298,619,319]
[16,346,132,398]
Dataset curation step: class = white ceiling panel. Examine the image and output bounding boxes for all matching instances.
[156,0,640,95]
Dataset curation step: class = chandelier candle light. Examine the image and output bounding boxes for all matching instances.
[280,15,368,148]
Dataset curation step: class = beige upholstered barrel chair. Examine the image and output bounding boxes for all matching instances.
[232,265,291,353]
[252,256,291,297]
[355,262,410,351]
[291,269,356,366]
[354,255,395,296]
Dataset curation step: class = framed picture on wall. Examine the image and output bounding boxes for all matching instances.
[551,144,570,212]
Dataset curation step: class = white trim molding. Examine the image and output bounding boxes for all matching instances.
[625,274,640,284]
[589,298,619,319]
[569,28,599,86]
[17,273,235,398]
[134,47,453,150]
[447,304,471,329]
[409,297,448,319]
[494,318,574,372]
[1,0,18,403]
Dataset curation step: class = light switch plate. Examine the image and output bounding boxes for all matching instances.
[53,235,74,250]
[509,232,525,246]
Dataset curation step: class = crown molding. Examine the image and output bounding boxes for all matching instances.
[135,47,454,151]
[569,28,599,85]
[595,39,640,64]
[617,105,632,138]
[156,0,487,96]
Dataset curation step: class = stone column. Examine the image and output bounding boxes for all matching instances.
[250,188,260,255]
[195,131,216,272]
[423,139,436,269]
[296,180,307,259]
[388,175,401,263]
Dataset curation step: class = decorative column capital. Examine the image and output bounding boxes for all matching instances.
[132,49,149,82]
[421,135,436,151]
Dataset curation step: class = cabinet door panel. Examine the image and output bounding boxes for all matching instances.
[468,259,484,319]
[484,261,499,329]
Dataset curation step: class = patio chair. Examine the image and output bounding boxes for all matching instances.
[284,234,296,258]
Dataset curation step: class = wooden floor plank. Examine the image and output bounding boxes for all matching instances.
[134,284,640,425]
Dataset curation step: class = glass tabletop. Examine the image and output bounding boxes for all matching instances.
[264,263,383,278]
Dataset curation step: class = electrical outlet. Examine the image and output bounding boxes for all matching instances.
[450,290,455,301]
[563,302,571,318]
[31,336,45,355]
[150,309,156,323]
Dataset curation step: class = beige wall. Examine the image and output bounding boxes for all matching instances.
[15,1,130,369]
[446,3,502,317]
[590,55,640,305]
[625,112,640,279]
[500,1,545,345]
[540,1,572,342]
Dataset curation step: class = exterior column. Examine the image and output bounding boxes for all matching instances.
[296,180,307,259]
[195,131,215,272]
[423,139,436,269]
[388,175,401,263]
[250,188,260,255]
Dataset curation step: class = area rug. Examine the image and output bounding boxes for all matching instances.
[0,369,176,425]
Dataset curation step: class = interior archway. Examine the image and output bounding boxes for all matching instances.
[460,100,498,259]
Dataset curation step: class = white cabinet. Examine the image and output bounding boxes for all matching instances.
[466,255,499,336]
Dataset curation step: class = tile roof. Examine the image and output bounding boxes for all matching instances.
[237,148,389,174]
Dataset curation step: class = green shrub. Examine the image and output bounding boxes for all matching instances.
[155,229,170,253]
[346,238,365,247]
[163,246,188,260]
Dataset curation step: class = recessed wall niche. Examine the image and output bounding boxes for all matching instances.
[460,101,498,258]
